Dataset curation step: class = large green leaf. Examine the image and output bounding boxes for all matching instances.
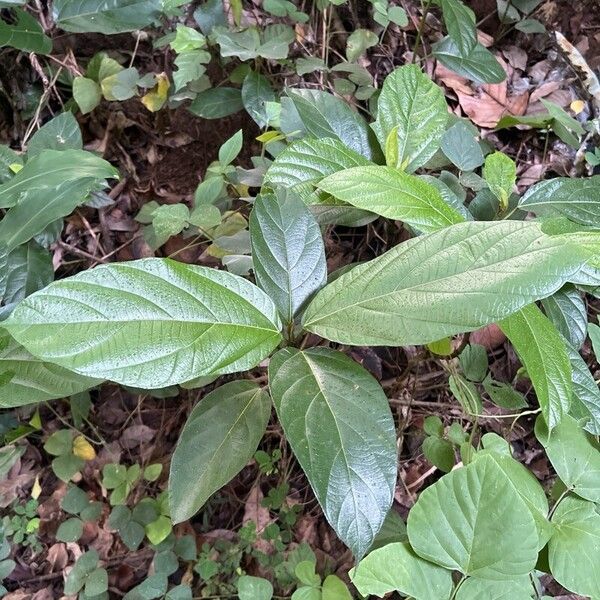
[169,381,271,523]
[53,0,162,34]
[1,241,53,307]
[455,578,534,600]
[269,347,397,559]
[264,137,373,201]
[0,178,98,251]
[499,305,572,430]
[433,37,506,84]
[249,191,326,324]
[350,542,453,600]
[287,89,377,160]
[188,87,244,119]
[439,0,477,55]
[519,176,600,228]
[535,414,600,503]
[302,221,588,346]
[440,121,484,171]
[242,71,275,129]
[0,149,118,209]
[0,8,52,53]
[317,166,464,232]
[0,329,100,408]
[406,455,539,579]
[549,495,600,598]
[371,65,448,172]
[5,259,282,388]
[566,341,600,435]
[27,112,82,157]
[473,450,552,549]
[541,286,587,349]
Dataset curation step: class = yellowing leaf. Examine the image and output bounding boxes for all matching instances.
[31,476,42,499]
[570,99,585,115]
[256,130,285,144]
[73,435,96,461]
[9,163,23,173]
[427,337,453,356]
[141,73,170,112]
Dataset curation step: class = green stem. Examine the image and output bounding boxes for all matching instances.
[449,576,467,600]
[412,0,433,63]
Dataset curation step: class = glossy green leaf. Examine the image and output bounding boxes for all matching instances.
[519,175,600,227]
[351,542,453,600]
[218,130,243,166]
[459,344,488,382]
[269,347,397,559]
[0,178,99,251]
[500,304,572,430]
[0,329,100,408]
[549,495,600,598]
[250,190,326,324]
[535,414,600,503]
[541,286,587,349]
[371,65,448,172]
[439,0,477,55]
[303,221,588,346]
[53,0,161,34]
[5,258,282,388]
[28,113,82,157]
[441,121,484,171]
[317,166,464,232]
[188,87,244,119]
[455,578,534,600]
[433,37,506,84]
[170,381,270,523]
[0,8,52,53]
[2,241,53,309]
[407,455,539,579]
[287,89,377,160]
[0,149,118,209]
[566,341,600,435]
[242,71,275,128]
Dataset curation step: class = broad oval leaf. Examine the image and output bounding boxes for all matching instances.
[535,414,600,503]
[317,166,464,232]
[439,0,477,56]
[351,542,453,600]
[0,329,100,408]
[566,341,600,435]
[189,87,244,119]
[541,286,587,349]
[549,495,600,598]
[0,8,52,53]
[432,37,506,84]
[249,190,327,324]
[440,120,484,171]
[499,304,572,430]
[287,89,378,160]
[27,112,82,157]
[520,176,600,228]
[169,381,271,523]
[5,258,282,388]
[0,149,118,209]
[242,70,275,128]
[455,578,534,600]
[406,454,539,579]
[302,221,588,346]
[269,347,397,559]
[371,65,448,172]
[53,0,161,34]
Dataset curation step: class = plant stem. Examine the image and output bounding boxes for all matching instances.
[449,576,467,600]
[412,0,433,63]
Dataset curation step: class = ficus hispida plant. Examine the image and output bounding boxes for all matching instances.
[2,64,600,598]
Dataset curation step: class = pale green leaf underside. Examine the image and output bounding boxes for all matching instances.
[455,578,534,600]
[302,221,588,346]
[541,286,587,349]
[269,347,397,559]
[566,341,600,435]
[499,305,572,430]
[407,455,539,579]
[371,64,448,172]
[351,542,453,600]
[317,166,464,232]
[249,191,326,324]
[169,381,271,523]
[0,329,100,408]
[5,258,282,388]
[549,495,600,598]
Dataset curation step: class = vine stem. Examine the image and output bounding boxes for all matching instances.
[412,0,433,63]
[548,487,573,519]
